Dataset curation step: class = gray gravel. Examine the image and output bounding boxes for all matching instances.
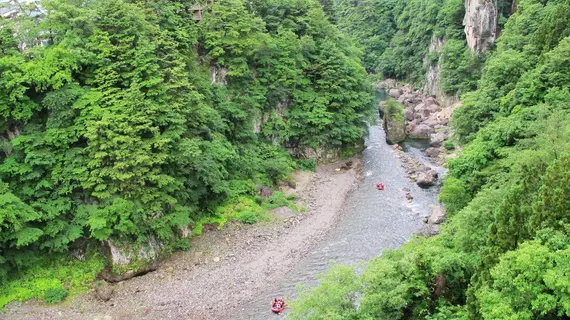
[2,158,362,320]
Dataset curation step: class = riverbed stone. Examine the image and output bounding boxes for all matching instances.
[94,281,114,302]
[416,169,438,188]
[101,237,163,282]
[404,108,414,121]
[270,206,295,219]
[388,88,402,98]
[428,205,447,224]
[425,147,441,158]
[429,132,446,147]
[409,124,434,139]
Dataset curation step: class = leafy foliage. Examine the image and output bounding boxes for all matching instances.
[44,286,68,304]
[291,0,570,319]
[0,0,374,305]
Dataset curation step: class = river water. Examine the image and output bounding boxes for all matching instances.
[241,92,441,319]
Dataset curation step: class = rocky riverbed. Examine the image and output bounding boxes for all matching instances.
[2,159,362,320]
[3,86,452,320]
[378,79,459,165]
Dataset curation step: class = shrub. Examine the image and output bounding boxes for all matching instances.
[44,286,68,304]
[444,141,455,150]
[297,159,317,172]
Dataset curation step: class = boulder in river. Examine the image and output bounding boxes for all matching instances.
[388,88,402,98]
[382,99,407,144]
[427,205,447,224]
[425,147,441,158]
[409,124,434,139]
[429,132,446,147]
[416,169,438,188]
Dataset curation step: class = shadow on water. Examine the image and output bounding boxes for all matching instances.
[240,91,441,319]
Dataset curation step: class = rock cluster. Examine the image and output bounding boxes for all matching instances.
[392,145,438,188]
[418,205,447,237]
[379,80,458,164]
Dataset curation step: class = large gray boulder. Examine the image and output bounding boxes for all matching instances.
[388,89,402,98]
[382,100,407,144]
[409,124,434,139]
[427,205,447,224]
[425,147,441,158]
[416,169,438,188]
[429,132,446,147]
[100,237,164,282]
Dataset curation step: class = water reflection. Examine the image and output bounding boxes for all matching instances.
[241,113,440,319]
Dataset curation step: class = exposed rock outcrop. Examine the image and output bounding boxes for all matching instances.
[463,0,498,53]
[100,237,164,282]
[378,79,459,164]
[417,205,447,236]
[380,100,407,144]
[392,145,439,188]
[210,66,228,85]
[424,36,446,97]
[427,205,447,224]
[287,141,364,164]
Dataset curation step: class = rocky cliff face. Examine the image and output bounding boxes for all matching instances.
[463,0,498,53]
[424,36,446,97]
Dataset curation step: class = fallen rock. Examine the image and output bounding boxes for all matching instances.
[427,205,447,224]
[94,281,114,302]
[270,206,295,219]
[409,124,434,139]
[258,185,274,198]
[425,147,440,158]
[388,88,402,98]
[100,237,163,282]
[416,169,438,188]
[404,108,414,121]
[429,132,446,147]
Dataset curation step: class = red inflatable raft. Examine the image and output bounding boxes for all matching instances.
[271,298,286,313]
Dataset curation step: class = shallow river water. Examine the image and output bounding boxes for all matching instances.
[241,96,441,319]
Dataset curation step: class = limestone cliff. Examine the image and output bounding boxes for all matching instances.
[423,36,446,97]
[463,0,498,53]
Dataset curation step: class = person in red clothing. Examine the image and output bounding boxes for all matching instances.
[376,183,385,190]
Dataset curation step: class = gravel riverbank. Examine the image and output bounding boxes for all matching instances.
[3,158,362,320]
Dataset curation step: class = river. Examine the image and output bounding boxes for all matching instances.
[241,92,441,319]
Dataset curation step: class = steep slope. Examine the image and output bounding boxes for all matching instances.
[291,0,570,319]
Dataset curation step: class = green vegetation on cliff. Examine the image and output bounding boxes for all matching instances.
[0,0,373,305]
[291,0,570,319]
[334,0,482,94]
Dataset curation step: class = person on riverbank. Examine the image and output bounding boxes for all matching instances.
[376,183,385,190]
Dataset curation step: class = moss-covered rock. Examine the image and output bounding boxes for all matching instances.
[381,99,407,144]
[100,237,165,282]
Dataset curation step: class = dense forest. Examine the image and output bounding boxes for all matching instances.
[291,0,570,319]
[0,0,374,305]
